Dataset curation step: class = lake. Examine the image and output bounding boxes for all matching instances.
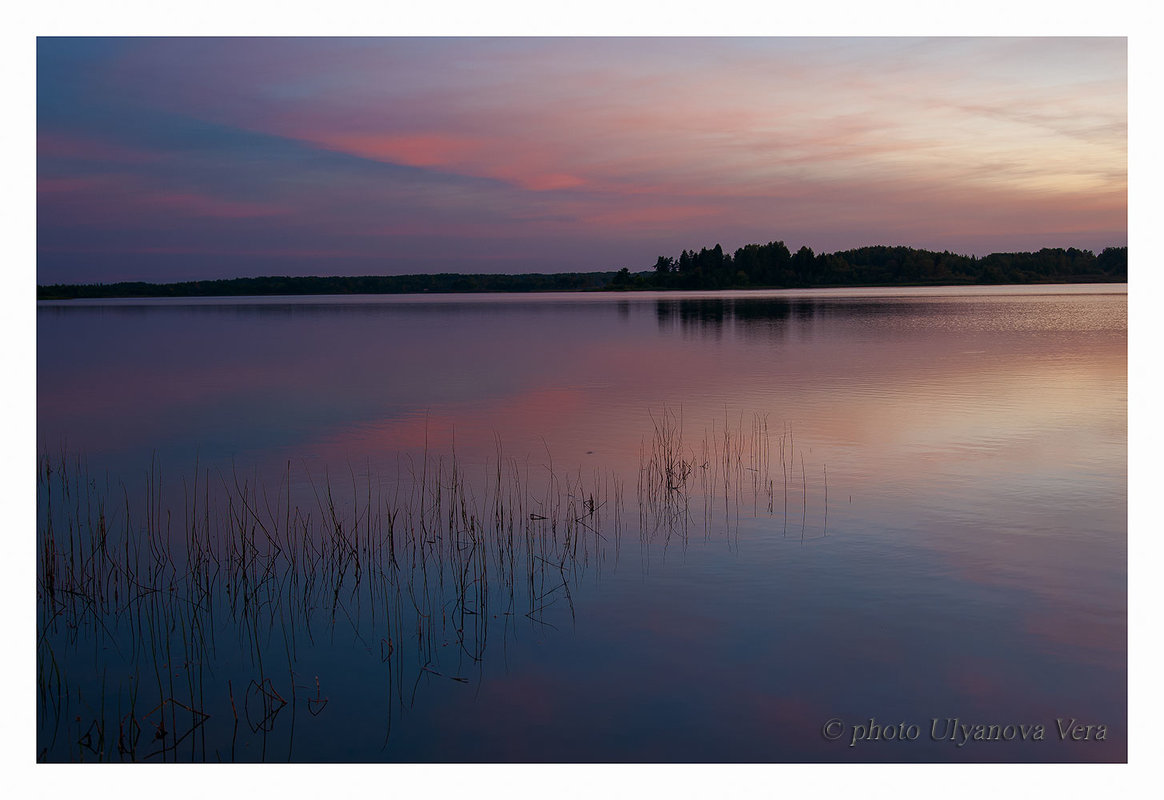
[36,285,1127,762]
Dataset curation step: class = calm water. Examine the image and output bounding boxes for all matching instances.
[36,285,1127,762]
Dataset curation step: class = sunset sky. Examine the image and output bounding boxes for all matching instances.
[36,37,1127,284]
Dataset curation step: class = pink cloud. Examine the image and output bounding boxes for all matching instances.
[142,191,286,219]
[517,172,587,191]
[308,132,482,168]
[38,132,163,164]
[38,175,119,194]
[43,39,1125,268]
[303,129,590,193]
[37,244,363,258]
[39,172,286,225]
[577,202,730,229]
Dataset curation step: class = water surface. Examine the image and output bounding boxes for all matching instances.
[36,285,1127,762]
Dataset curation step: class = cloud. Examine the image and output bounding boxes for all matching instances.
[36,38,1127,282]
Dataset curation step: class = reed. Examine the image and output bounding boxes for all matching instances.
[37,407,828,761]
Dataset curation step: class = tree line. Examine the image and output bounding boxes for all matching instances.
[611,242,1127,290]
[37,271,618,300]
[38,243,1127,299]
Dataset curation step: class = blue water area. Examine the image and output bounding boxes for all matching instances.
[36,286,1126,762]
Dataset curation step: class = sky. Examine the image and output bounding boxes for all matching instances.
[37,36,1128,283]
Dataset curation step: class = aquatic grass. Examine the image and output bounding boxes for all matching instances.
[36,408,828,761]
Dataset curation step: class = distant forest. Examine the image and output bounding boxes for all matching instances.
[617,242,1127,290]
[38,243,1127,299]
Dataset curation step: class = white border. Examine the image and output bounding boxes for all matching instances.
[8,3,1154,799]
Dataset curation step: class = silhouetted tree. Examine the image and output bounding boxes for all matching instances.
[791,245,815,285]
